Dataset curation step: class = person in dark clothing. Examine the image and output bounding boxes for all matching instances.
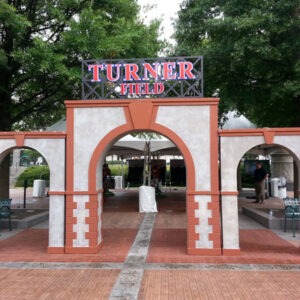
[254,162,268,203]
[103,163,112,194]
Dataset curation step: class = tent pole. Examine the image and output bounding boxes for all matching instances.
[121,156,124,189]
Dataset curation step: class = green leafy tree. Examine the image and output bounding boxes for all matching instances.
[0,0,163,131]
[174,0,300,127]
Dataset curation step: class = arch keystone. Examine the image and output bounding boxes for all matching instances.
[263,131,275,144]
[15,134,25,147]
[128,101,154,129]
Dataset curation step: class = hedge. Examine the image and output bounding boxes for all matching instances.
[15,166,50,187]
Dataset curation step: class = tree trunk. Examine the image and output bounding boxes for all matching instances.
[0,154,10,198]
[0,74,13,199]
[0,67,13,131]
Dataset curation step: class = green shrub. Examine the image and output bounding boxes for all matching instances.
[15,166,50,187]
[108,164,128,176]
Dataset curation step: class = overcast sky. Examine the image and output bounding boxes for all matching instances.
[138,0,183,45]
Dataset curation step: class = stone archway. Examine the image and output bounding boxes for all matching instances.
[219,128,300,254]
[0,132,66,253]
[65,98,222,255]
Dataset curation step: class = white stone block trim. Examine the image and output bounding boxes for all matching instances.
[73,195,90,247]
[194,195,213,249]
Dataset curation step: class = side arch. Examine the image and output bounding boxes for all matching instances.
[220,135,300,255]
[0,136,66,253]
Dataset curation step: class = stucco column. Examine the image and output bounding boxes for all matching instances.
[294,161,299,199]
[221,195,239,251]
[271,149,294,189]
[48,195,65,249]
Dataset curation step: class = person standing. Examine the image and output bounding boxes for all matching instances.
[254,162,269,203]
[103,163,112,194]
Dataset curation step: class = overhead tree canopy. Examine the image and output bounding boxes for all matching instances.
[174,0,300,127]
[0,0,163,131]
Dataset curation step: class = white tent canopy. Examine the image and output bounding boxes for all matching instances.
[108,135,179,158]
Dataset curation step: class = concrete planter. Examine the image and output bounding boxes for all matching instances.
[242,206,300,230]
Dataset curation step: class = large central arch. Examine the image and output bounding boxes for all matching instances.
[64,98,222,255]
[88,123,196,252]
[88,124,196,192]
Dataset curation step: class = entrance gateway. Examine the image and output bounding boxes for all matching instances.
[0,56,300,255]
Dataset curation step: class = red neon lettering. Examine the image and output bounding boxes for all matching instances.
[154,83,164,94]
[143,63,159,80]
[124,64,141,81]
[121,84,129,95]
[129,83,134,94]
[106,64,121,82]
[178,62,195,79]
[88,64,104,82]
[135,83,143,94]
[144,83,153,94]
[162,62,176,80]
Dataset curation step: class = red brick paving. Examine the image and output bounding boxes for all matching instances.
[103,211,144,229]
[139,270,300,300]
[0,269,119,300]
[154,212,186,229]
[147,229,300,264]
[2,190,300,264]
[103,191,139,212]
[156,191,186,213]
[0,228,137,262]
[1,228,299,264]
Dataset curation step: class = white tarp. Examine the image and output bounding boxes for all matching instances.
[33,179,46,197]
[114,176,123,189]
[139,185,157,213]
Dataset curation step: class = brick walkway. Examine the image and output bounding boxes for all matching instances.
[0,229,137,262]
[139,270,300,300]
[0,269,119,300]
[147,229,300,264]
[1,190,300,299]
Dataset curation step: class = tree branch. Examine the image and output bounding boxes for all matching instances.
[12,82,64,122]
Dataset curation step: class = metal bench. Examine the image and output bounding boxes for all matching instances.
[283,197,299,237]
[0,199,12,234]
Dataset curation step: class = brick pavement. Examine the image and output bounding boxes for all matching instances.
[0,269,119,300]
[147,229,300,264]
[0,229,137,262]
[1,190,300,299]
[139,270,300,300]
[103,211,144,229]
